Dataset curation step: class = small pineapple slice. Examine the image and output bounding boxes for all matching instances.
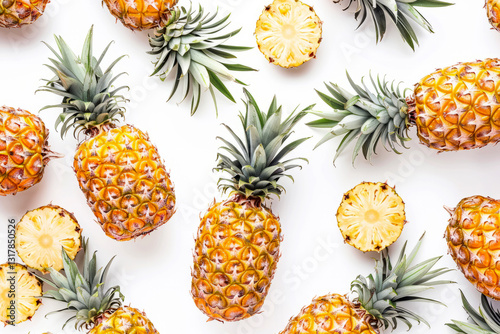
[0,263,42,325]
[337,182,406,252]
[255,0,322,68]
[16,205,81,273]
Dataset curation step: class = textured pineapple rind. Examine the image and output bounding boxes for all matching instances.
[89,306,159,333]
[446,195,500,300]
[414,59,500,151]
[0,0,50,28]
[73,124,176,241]
[15,204,82,273]
[487,0,500,32]
[278,293,378,334]
[191,196,281,322]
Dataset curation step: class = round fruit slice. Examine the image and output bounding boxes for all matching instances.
[337,182,406,252]
[255,0,322,68]
[0,263,42,325]
[16,205,81,273]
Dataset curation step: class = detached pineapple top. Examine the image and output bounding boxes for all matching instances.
[447,291,500,333]
[38,26,127,137]
[216,89,313,200]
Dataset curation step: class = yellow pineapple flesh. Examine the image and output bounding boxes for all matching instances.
[279,294,377,334]
[16,205,81,273]
[191,195,281,322]
[446,195,500,300]
[0,0,49,28]
[0,106,58,196]
[255,0,322,68]
[413,59,500,151]
[487,0,500,31]
[102,0,178,31]
[337,182,406,252]
[73,124,175,241]
[0,263,42,325]
[89,306,158,333]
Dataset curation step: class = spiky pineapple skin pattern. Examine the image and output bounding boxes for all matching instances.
[191,196,281,322]
[413,59,500,151]
[89,306,158,333]
[0,0,49,28]
[0,106,51,196]
[73,124,175,241]
[279,293,377,334]
[487,0,500,31]
[102,0,178,31]
[446,196,500,300]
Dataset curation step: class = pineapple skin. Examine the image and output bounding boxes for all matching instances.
[73,124,175,241]
[487,0,500,31]
[191,195,281,322]
[0,106,51,195]
[89,306,158,333]
[0,0,49,28]
[0,263,42,325]
[102,0,178,31]
[413,59,500,151]
[446,196,500,300]
[278,294,378,334]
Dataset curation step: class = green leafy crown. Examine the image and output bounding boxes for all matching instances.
[447,291,500,333]
[148,5,256,116]
[216,89,313,200]
[335,0,453,50]
[352,234,453,331]
[37,238,123,330]
[38,26,127,138]
[308,73,413,164]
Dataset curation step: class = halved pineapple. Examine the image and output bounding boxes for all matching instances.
[16,205,81,273]
[255,0,322,68]
[337,182,406,252]
[0,263,42,325]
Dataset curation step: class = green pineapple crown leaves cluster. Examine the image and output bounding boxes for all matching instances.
[38,26,127,138]
[148,5,256,116]
[352,234,454,331]
[37,238,123,330]
[447,291,500,334]
[215,89,314,200]
[335,0,453,50]
[308,72,413,165]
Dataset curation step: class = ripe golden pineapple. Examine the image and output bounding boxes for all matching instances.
[0,106,59,196]
[191,89,312,322]
[446,195,500,300]
[0,0,49,28]
[487,0,500,31]
[0,263,42,325]
[16,205,81,273]
[309,59,500,163]
[39,27,176,241]
[43,239,159,333]
[102,0,178,30]
[278,236,451,333]
[337,182,405,252]
[255,0,322,68]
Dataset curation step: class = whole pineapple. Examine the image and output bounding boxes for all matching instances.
[191,89,312,322]
[0,263,42,325]
[102,0,178,30]
[0,106,59,195]
[332,0,452,49]
[0,0,49,28]
[38,27,176,241]
[487,0,500,31]
[309,59,500,164]
[39,239,159,333]
[279,236,452,333]
[446,195,500,300]
[447,290,500,333]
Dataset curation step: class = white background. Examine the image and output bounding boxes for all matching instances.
[0,0,497,333]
